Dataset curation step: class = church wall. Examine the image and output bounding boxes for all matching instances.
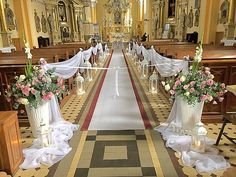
[27,1,49,48]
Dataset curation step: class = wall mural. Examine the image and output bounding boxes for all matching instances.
[34,9,41,33]
[4,2,15,30]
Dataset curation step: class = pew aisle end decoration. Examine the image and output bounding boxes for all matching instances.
[5,41,78,169]
[156,42,230,173]
[6,42,65,137]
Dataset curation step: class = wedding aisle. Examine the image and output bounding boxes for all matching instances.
[88,50,145,130]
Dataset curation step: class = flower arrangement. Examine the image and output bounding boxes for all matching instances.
[5,42,65,109]
[163,43,227,105]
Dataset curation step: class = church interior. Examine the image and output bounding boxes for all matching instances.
[0,0,236,177]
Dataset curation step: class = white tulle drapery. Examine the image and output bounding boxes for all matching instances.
[21,44,102,169]
[130,43,230,173]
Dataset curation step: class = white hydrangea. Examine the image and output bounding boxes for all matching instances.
[184,92,190,97]
[180,76,186,82]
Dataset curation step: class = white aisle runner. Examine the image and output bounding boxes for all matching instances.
[88,50,145,130]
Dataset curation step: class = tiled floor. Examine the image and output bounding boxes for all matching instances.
[13,52,236,177]
[75,130,157,177]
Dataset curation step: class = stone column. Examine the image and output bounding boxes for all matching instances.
[224,0,236,39]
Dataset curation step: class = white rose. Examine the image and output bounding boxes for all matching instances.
[209,74,214,79]
[161,81,166,86]
[19,75,26,81]
[208,95,213,101]
[21,98,29,105]
[165,84,170,91]
[180,76,186,82]
[184,92,190,97]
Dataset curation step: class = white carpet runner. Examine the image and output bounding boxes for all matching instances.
[88,51,145,130]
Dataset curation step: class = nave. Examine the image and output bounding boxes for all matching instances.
[13,49,236,177]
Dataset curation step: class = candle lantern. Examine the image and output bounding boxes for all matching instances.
[37,121,52,148]
[84,60,93,81]
[140,58,149,79]
[190,122,207,153]
[149,70,158,93]
[76,73,85,95]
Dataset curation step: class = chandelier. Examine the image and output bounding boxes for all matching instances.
[104,0,131,13]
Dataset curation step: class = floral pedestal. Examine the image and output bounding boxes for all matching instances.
[25,102,50,138]
[176,96,204,131]
[167,96,205,133]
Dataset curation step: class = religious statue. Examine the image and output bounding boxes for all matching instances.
[47,13,54,33]
[34,9,41,33]
[114,11,121,24]
[194,8,200,27]
[168,0,176,18]
[179,9,187,28]
[187,7,194,28]
[219,0,229,24]
[58,2,66,22]
[77,15,83,33]
[41,13,47,33]
[4,2,15,30]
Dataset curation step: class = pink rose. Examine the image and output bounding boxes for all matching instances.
[207,79,214,86]
[219,97,224,102]
[220,83,225,89]
[31,89,37,95]
[218,91,224,96]
[47,92,54,99]
[42,95,49,101]
[16,83,21,88]
[21,86,30,96]
[183,84,189,90]
[175,80,181,86]
[190,88,195,93]
[200,84,205,89]
[200,95,208,101]
[190,81,195,86]
[170,90,175,95]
